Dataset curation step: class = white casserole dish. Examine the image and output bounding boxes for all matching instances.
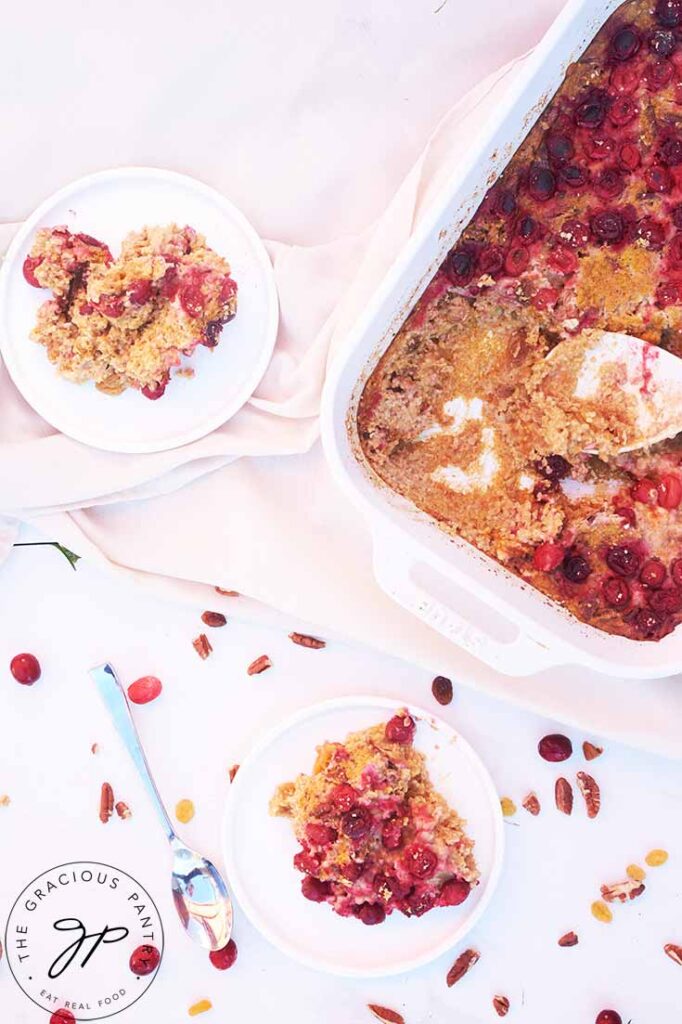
[321,0,682,679]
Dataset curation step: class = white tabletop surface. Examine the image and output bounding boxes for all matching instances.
[0,527,681,1023]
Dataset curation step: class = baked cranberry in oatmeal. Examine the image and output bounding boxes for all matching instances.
[269,711,478,924]
[358,0,682,641]
[25,223,238,397]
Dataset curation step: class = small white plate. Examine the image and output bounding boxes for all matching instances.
[223,696,504,977]
[0,167,279,453]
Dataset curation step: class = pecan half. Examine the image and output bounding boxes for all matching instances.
[192,634,213,659]
[368,1006,405,1024]
[247,654,272,675]
[215,587,239,596]
[493,995,510,1017]
[289,632,326,649]
[115,800,132,820]
[664,943,682,966]
[558,930,579,947]
[99,782,114,823]
[555,777,573,815]
[600,878,646,903]
[576,771,600,818]
[446,948,480,987]
[228,764,240,783]
[522,791,541,816]
[201,611,227,628]
[582,740,603,761]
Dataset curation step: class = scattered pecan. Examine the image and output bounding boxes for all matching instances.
[583,740,603,761]
[558,931,579,947]
[247,654,272,675]
[228,764,240,783]
[115,801,132,820]
[493,995,510,1017]
[600,878,646,903]
[446,948,480,987]
[555,777,573,815]
[576,771,600,818]
[91,742,99,755]
[215,587,239,596]
[368,1006,405,1024]
[289,632,326,649]
[201,610,227,628]
[192,634,213,659]
[522,791,541,816]
[664,943,682,966]
[431,675,453,705]
[99,782,114,823]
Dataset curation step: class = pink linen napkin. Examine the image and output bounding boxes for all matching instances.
[2,55,682,758]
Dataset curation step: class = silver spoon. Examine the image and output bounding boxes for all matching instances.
[90,662,233,951]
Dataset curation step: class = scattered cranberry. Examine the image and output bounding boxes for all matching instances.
[635,216,666,248]
[657,473,682,509]
[603,577,631,609]
[301,876,331,902]
[648,587,682,612]
[341,805,372,840]
[656,0,682,27]
[159,265,179,299]
[432,674,453,705]
[574,89,608,128]
[668,234,682,265]
[560,219,590,248]
[528,164,556,202]
[645,165,673,193]
[209,938,238,970]
[97,293,125,318]
[127,675,162,704]
[439,878,471,906]
[618,143,641,170]
[538,734,573,762]
[340,860,363,882]
[608,98,638,128]
[614,504,637,527]
[129,943,161,976]
[202,319,225,348]
[179,280,205,318]
[644,58,675,90]
[635,608,666,637]
[305,823,337,846]
[356,902,386,925]
[445,247,477,286]
[559,165,588,188]
[128,278,153,306]
[562,553,592,583]
[673,204,682,229]
[661,135,682,166]
[549,243,578,275]
[632,478,659,504]
[330,783,357,812]
[606,544,642,578]
[385,712,416,744]
[671,558,682,586]
[478,245,505,276]
[610,64,640,93]
[496,189,518,216]
[404,844,438,879]
[532,287,560,309]
[656,280,681,307]
[407,888,436,916]
[650,28,677,56]
[293,848,321,874]
[595,1012,622,1024]
[50,1012,76,1024]
[141,376,168,400]
[381,818,404,850]
[23,254,44,287]
[546,132,574,164]
[640,560,667,588]
[220,275,238,301]
[611,24,641,61]
[10,653,41,685]
[518,215,539,240]
[590,211,624,244]
[533,542,565,572]
[504,245,530,276]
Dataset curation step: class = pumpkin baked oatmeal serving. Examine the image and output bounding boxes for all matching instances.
[358,0,682,642]
[23,223,238,399]
[270,710,478,925]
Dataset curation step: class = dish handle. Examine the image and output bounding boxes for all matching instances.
[372,526,565,677]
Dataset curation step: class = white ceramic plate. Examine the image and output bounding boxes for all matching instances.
[0,167,279,453]
[223,696,504,977]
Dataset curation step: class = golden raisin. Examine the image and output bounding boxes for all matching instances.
[175,799,195,824]
[626,864,646,881]
[646,849,668,867]
[591,900,613,923]
[500,797,517,817]
[188,1000,212,1016]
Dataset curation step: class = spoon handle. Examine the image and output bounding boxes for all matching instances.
[90,663,176,842]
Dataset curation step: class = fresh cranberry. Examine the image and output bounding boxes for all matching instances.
[159,265,179,299]
[560,219,590,247]
[610,64,640,93]
[518,215,539,240]
[478,245,505,276]
[22,254,44,287]
[306,823,337,846]
[202,319,224,348]
[671,558,682,586]
[10,653,41,685]
[656,0,682,27]
[618,143,641,170]
[301,876,331,902]
[533,542,565,572]
[559,165,588,188]
[538,733,573,762]
[385,712,416,744]
[546,133,574,164]
[635,216,666,248]
[606,544,642,578]
[645,165,673,193]
[127,675,162,704]
[574,89,608,128]
[528,164,556,201]
[656,280,681,307]
[331,783,358,812]
[97,293,125,318]
[640,559,667,588]
[648,587,682,612]
[381,818,404,850]
[141,377,168,400]
[50,1012,76,1024]
[404,844,438,879]
[643,58,675,90]
[342,805,372,840]
[650,28,677,56]
[504,245,530,276]
[128,278,152,306]
[603,577,631,609]
[590,211,624,244]
[209,938,238,970]
[356,902,386,925]
[406,888,436,916]
[632,478,659,504]
[438,878,471,906]
[635,608,666,637]
[611,24,641,61]
[549,243,578,274]
[657,473,682,509]
[293,848,321,874]
[562,553,591,583]
[220,275,238,301]
[179,280,205,318]
[445,246,477,286]
[129,943,161,975]
[595,1012,623,1024]
[608,98,638,127]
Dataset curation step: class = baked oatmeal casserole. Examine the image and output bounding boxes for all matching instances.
[358,0,682,642]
